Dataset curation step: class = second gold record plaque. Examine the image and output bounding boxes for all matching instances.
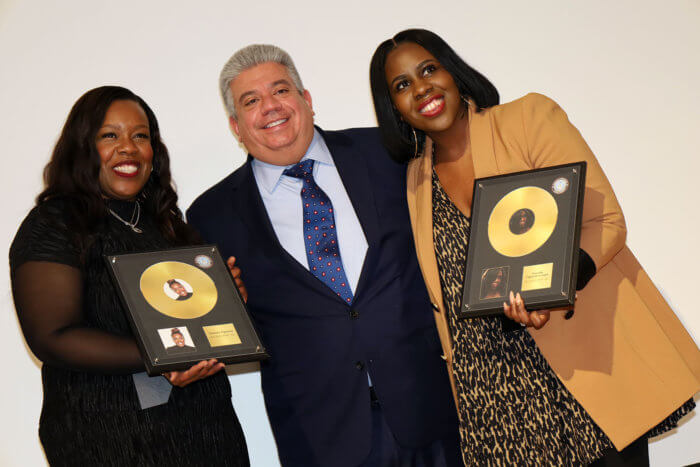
[460,162,586,318]
[487,186,558,257]
[140,261,218,319]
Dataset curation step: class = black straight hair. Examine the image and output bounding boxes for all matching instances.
[37,86,197,251]
[370,29,500,163]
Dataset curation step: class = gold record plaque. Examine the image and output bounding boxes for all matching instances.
[106,245,268,374]
[459,162,586,318]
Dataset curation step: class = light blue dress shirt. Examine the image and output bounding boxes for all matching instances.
[251,129,368,294]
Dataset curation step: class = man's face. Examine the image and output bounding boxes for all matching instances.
[229,62,315,166]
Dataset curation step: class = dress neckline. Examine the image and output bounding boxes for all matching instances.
[431,168,471,223]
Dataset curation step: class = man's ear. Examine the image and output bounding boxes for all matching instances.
[303,90,314,116]
[229,116,241,140]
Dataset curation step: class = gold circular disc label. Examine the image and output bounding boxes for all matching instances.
[140,261,218,319]
[487,186,558,257]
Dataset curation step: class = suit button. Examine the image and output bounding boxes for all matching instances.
[349,309,359,319]
[355,361,364,371]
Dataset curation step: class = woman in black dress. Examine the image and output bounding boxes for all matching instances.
[10,86,249,466]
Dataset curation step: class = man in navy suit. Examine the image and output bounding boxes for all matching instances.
[187,44,460,467]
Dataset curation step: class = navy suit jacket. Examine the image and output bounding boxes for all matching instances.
[187,128,458,467]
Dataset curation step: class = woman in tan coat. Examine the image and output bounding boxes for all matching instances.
[370,29,699,466]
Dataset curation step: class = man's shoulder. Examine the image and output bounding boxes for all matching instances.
[187,162,251,218]
[327,126,380,138]
[320,126,381,146]
[320,126,398,165]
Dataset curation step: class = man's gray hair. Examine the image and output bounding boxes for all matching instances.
[219,44,305,119]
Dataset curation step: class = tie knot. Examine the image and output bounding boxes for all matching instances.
[283,159,315,180]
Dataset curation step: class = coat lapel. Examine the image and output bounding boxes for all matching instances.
[468,103,499,179]
[409,148,444,311]
[410,103,498,346]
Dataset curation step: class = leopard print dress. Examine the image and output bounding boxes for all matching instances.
[432,169,616,466]
[431,169,696,465]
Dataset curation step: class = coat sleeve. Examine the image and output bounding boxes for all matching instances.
[519,93,626,271]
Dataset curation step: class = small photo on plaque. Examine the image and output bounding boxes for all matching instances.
[106,245,268,374]
[460,162,586,318]
[158,326,196,354]
[479,266,509,300]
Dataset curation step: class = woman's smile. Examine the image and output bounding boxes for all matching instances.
[112,161,141,178]
[418,95,445,117]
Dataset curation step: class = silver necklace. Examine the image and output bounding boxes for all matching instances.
[108,200,142,233]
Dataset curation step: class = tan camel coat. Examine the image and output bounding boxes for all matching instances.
[406,93,700,450]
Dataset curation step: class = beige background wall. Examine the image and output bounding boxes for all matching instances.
[1,1,698,465]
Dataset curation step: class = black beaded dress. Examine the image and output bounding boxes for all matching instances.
[430,170,694,466]
[10,198,249,467]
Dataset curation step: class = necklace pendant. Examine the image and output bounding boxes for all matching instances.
[107,203,142,234]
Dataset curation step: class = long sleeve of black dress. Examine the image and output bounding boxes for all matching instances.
[11,199,246,466]
[10,200,143,374]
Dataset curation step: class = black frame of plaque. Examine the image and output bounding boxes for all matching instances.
[106,245,268,375]
[459,162,586,318]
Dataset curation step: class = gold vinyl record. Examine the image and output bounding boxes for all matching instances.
[487,186,558,257]
[140,261,218,319]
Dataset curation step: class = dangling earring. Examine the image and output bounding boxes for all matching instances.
[398,109,420,158]
[411,127,419,158]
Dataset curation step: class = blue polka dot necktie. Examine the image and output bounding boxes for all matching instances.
[283,159,353,304]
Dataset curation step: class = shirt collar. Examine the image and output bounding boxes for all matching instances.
[252,128,334,194]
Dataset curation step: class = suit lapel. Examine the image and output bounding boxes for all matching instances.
[323,130,380,248]
[321,129,380,299]
[231,161,281,258]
